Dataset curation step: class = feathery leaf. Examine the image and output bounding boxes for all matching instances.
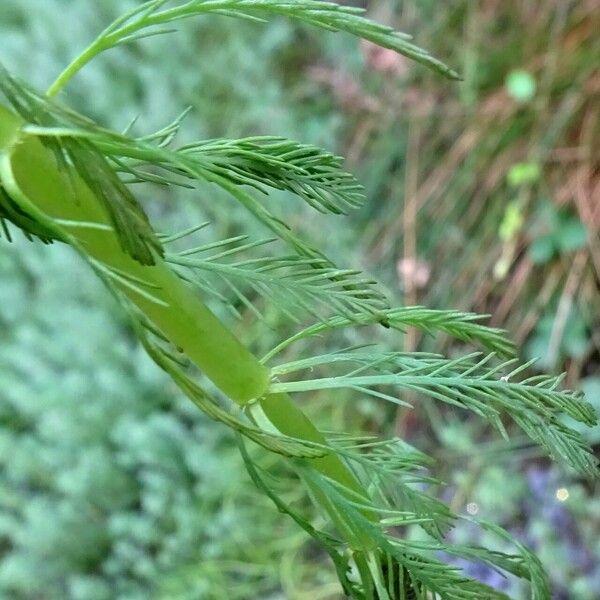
[271,350,598,476]
[48,0,460,98]
[264,306,517,362]
[166,235,386,321]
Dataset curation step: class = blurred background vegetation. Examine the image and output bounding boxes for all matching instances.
[0,1,598,598]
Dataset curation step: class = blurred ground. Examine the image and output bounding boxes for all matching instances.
[0,1,598,598]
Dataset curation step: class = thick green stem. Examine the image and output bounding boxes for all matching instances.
[0,106,266,403]
[250,393,376,547]
[0,105,376,548]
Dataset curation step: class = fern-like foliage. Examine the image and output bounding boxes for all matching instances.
[270,350,597,476]
[177,136,367,214]
[0,2,597,599]
[47,0,460,98]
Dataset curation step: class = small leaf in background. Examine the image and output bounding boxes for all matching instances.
[562,312,589,361]
[525,309,589,369]
[506,69,536,102]
[536,201,562,230]
[524,315,554,369]
[556,216,587,252]
[528,234,555,264]
[507,162,541,187]
[499,200,524,241]
[528,201,588,262]
[494,200,524,279]
[473,466,526,521]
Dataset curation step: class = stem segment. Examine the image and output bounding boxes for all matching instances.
[0,104,376,548]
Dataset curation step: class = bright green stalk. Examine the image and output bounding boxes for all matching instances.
[0,104,374,547]
[0,105,266,404]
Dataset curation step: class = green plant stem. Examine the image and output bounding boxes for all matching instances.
[47,43,107,98]
[0,106,267,403]
[0,104,375,548]
[47,3,220,97]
